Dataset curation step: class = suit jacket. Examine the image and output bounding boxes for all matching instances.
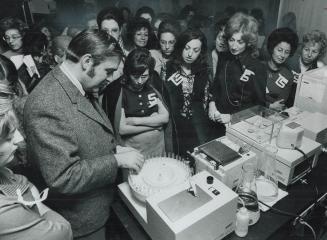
[24,66,118,237]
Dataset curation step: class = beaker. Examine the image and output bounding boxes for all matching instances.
[256,144,279,203]
[235,162,260,225]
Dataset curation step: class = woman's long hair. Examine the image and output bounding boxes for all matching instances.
[0,55,25,97]
[171,28,208,74]
[121,48,155,88]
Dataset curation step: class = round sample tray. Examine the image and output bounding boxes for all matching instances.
[128,156,191,202]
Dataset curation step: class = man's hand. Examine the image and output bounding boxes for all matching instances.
[115,146,145,172]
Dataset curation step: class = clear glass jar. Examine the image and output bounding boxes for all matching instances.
[256,144,279,202]
[235,162,260,225]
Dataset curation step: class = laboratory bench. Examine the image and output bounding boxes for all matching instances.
[109,152,327,240]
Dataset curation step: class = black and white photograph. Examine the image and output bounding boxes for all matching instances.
[0,0,327,239]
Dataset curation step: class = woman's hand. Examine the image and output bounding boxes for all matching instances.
[269,99,285,112]
[208,101,219,121]
[126,117,137,125]
[220,114,231,124]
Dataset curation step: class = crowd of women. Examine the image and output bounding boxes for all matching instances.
[0,3,326,239]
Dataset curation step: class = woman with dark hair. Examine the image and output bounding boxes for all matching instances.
[97,6,127,56]
[162,28,210,156]
[21,30,51,92]
[150,19,180,79]
[0,54,27,128]
[179,5,196,24]
[208,13,267,134]
[125,17,158,51]
[265,27,298,111]
[97,7,127,88]
[0,17,51,93]
[152,13,174,37]
[287,30,326,106]
[135,6,155,24]
[121,7,132,24]
[210,18,229,79]
[0,54,25,97]
[0,17,27,58]
[102,48,171,156]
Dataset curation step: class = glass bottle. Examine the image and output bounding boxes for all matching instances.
[235,162,260,225]
[256,144,279,202]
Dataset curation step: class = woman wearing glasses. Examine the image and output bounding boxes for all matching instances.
[0,17,26,58]
[150,19,180,80]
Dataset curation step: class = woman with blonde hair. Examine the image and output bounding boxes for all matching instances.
[287,30,327,106]
[0,83,72,240]
[208,12,267,136]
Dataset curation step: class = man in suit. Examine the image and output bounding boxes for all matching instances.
[24,29,144,240]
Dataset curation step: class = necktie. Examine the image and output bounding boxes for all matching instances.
[86,93,103,116]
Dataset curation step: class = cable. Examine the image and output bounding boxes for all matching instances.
[299,219,317,240]
[261,145,319,240]
[258,200,302,219]
[258,200,317,240]
[294,146,319,199]
[294,146,310,169]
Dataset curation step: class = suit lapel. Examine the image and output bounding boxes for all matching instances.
[52,66,114,133]
[76,97,114,132]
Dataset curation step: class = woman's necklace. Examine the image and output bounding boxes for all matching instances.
[180,64,192,76]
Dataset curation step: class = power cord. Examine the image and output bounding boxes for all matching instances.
[260,146,319,239]
[258,200,317,240]
[299,219,317,240]
[294,146,319,198]
[258,200,302,219]
[294,146,311,171]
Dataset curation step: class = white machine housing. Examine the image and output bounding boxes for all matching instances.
[284,107,327,146]
[192,137,257,189]
[227,125,321,186]
[146,171,238,240]
[294,66,327,115]
[276,122,304,149]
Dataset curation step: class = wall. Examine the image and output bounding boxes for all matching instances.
[191,0,280,35]
[278,0,327,62]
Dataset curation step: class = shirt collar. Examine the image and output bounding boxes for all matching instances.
[60,62,85,96]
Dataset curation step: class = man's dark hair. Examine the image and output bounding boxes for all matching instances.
[66,29,122,66]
